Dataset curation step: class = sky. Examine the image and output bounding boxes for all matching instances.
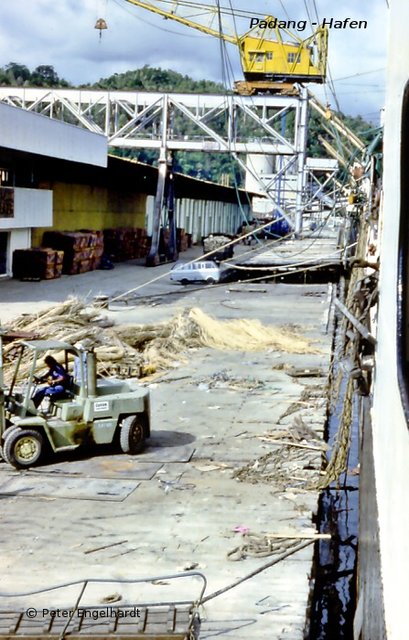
[0,0,388,124]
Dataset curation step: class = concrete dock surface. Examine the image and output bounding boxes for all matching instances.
[234,229,343,271]
[0,254,333,639]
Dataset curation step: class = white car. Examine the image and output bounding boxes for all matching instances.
[170,260,221,285]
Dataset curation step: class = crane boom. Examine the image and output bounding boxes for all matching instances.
[121,0,328,93]
[124,0,238,44]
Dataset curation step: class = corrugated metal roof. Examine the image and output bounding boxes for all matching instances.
[0,102,107,167]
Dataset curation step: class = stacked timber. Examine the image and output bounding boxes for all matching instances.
[86,230,104,270]
[103,227,149,261]
[177,228,188,252]
[12,248,64,281]
[135,227,151,258]
[43,231,103,275]
[103,228,135,261]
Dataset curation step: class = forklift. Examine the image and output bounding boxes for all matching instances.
[0,338,150,469]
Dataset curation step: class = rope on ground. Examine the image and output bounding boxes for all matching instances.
[199,539,316,605]
[227,534,305,561]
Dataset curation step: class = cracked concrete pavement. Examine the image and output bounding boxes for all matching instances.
[0,253,332,639]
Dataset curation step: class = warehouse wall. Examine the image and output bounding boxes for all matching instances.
[175,198,248,242]
[0,187,52,230]
[0,187,52,276]
[146,196,248,243]
[32,181,146,246]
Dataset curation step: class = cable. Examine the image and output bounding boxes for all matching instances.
[302,0,315,31]
[204,0,335,245]
[203,0,262,242]
[310,0,320,25]
[277,0,290,21]
[112,0,207,37]
[331,89,385,96]
[225,241,357,272]
[333,68,386,82]
[209,0,287,203]
[120,0,272,21]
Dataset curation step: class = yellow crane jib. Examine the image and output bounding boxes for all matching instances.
[122,1,328,93]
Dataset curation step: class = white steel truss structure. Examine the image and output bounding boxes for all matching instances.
[0,87,301,154]
[0,87,314,227]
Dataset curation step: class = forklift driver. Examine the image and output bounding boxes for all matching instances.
[33,355,70,408]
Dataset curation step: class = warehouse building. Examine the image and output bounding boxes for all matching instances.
[0,102,250,277]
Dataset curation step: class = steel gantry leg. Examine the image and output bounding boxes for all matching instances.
[146,96,178,266]
[295,87,309,236]
[146,149,178,266]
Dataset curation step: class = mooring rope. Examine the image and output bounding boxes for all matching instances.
[308,211,374,490]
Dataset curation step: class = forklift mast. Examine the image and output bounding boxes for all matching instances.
[0,331,5,437]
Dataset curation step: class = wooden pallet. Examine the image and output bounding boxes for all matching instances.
[0,605,197,640]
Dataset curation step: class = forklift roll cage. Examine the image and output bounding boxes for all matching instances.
[6,340,81,421]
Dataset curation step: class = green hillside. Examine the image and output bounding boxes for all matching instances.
[84,65,225,93]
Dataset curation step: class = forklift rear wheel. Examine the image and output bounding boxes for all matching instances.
[120,415,145,455]
[3,429,44,469]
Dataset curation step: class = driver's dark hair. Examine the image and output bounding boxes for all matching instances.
[44,355,58,367]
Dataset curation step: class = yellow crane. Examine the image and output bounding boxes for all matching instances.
[118,0,328,94]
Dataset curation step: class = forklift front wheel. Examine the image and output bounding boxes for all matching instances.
[3,429,44,469]
[120,415,145,455]
[0,427,23,462]
[1,426,23,445]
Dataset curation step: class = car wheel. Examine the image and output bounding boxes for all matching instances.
[3,429,44,469]
[181,279,189,285]
[206,277,216,285]
[120,415,145,455]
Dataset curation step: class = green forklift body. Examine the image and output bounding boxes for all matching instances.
[1,339,151,463]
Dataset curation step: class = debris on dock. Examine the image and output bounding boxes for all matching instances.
[2,299,320,382]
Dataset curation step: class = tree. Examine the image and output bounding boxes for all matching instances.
[31,65,68,87]
[0,62,69,87]
[4,62,30,85]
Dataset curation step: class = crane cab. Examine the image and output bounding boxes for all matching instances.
[239,21,328,85]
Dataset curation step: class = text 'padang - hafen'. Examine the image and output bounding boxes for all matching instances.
[249,18,368,31]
